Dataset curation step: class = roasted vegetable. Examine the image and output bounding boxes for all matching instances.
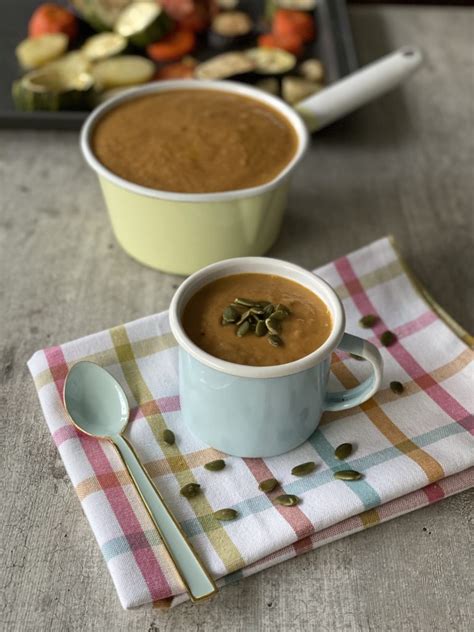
[115,2,173,48]
[12,63,94,111]
[258,32,303,58]
[246,47,296,75]
[255,77,279,96]
[155,57,197,79]
[282,75,321,104]
[208,10,253,49]
[16,33,69,70]
[82,32,127,61]
[70,0,131,31]
[146,29,196,62]
[194,51,254,79]
[299,57,324,82]
[92,55,155,89]
[28,3,78,40]
[273,9,315,42]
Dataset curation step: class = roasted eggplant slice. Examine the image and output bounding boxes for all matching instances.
[282,75,322,105]
[246,47,296,75]
[194,52,254,80]
[299,58,324,82]
[209,11,253,49]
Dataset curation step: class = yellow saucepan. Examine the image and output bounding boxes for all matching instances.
[80,48,421,275]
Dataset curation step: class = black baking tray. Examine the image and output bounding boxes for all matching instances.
[0,0,358,130]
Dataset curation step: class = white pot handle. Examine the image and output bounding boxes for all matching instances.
[295,46,423,132]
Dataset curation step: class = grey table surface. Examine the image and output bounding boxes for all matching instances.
[1,4,473,632]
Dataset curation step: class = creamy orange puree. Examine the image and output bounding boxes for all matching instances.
[92,90,298,193]
[183,273,332,366]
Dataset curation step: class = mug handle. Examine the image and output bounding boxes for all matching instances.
[324,333,383,411]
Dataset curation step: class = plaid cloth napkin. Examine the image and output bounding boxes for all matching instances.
[28,237,474,609]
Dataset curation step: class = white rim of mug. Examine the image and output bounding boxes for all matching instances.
[169,257,345,379]
[80,79,309,203]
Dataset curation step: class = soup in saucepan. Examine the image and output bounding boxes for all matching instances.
[92,89,298,194]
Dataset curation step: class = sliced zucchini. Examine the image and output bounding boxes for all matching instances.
[53,51,91,75]
[92,55,155,89]
[82,32,128,62]
[16,33,68,70]
[70,0,131,31]
[276,0,316,9]
[194,52,254,80]
[282,76,322,105]
[12,65,94,111]
[115,2,172,48]
[246,47,296,75]
[299,58,324,83]
[256,77,280,96]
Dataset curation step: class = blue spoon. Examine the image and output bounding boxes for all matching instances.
[63,360,217,602]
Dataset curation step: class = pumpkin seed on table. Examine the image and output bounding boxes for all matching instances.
[334,443,353,460]
[291,461,317,476]
[214,508,238,521]
[380,330,397,347]
[334,469,363,481]
[180,483,201,498]
[359,314,379,328]
[204,459,226,471]
[350,353,365,361]
[274,494,300,507]
[390,380,404,394]
[258,478,279,493]
[162,429,175,445]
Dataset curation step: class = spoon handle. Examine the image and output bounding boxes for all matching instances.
[111,434,218,602]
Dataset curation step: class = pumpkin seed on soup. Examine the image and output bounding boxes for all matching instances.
[180,483,201,498]
[204,459,226,471]
[222,305,240,323]
[274,494,300,507]
[235,298,258,307]
[359,314,379,328]
[268,334,282,347]
[214,508,238,521]
[162,429,175,445]
[334,443,353,460]
[237,320,250,337]
[255,320,267,337]
[291,462,317,476]
[380,330,397,347]
[390,380,404,394]
[258,478,279,493]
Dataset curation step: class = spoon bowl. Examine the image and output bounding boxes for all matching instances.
[64,361,129,437]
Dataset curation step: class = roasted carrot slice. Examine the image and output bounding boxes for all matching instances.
[28,3,78,40]
[155,58,196,79]
[273,9,315,43]
[147,29,196,62]
[258,32,304,58]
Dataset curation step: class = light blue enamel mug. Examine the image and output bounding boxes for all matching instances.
[169,258,383,457]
